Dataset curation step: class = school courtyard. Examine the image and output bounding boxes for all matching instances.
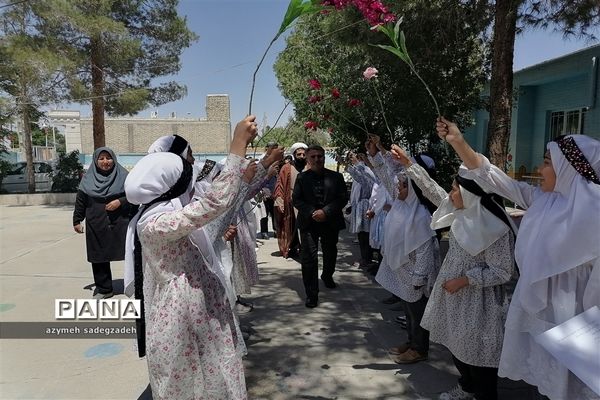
[0,204,540,400]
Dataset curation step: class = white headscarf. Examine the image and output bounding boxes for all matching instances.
[123,153,192,295]
[515,134,600,314]
[384,173,435,270]
[147,135,191,158]
[289,142,307,157]
[431,170,514,256]
[123,153,234,306]
[193,159,222,200]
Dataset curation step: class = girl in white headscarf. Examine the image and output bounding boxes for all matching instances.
[366,140,441,365]
[437,117,600,400]
[390,140,516,400]
[124,117,257,400]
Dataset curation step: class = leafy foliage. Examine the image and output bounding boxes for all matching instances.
[32,0,198,118]
[275,1,492,186]
[50,150,84,193]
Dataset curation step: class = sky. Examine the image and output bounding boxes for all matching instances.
[77,0,599,131]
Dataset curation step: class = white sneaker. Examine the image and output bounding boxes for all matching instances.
[438,384,474,400]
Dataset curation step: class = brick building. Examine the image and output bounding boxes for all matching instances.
[49,94,231,155]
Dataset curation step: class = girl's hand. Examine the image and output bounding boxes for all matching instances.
[366,209,375,219]
[390,145,412,167]
[382,204,392,212]
[436,117,463,144]
[234,116,259,146]
[242,160,258,183]
[267,162,280,178]
[442,276,469,294]
[223,225,237,241]
[105,199,121,211]
[264,146,285,165]
[73,224,84,234]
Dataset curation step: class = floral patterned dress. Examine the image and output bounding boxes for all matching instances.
[406,163,515,368]
[138,154,248,400]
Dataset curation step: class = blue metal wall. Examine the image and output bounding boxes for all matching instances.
[464,45,600,173]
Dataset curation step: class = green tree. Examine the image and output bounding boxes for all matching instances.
[0,1,72,192]
[50,150,84,193]
[35,0,198,149]
[263,119,329,148]
[486,0,599,168]
[275,2,491,187]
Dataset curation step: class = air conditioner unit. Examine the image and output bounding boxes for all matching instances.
[150,111,158,118]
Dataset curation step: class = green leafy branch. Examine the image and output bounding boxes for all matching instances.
[371,19,441,117]
[248,0,325,115]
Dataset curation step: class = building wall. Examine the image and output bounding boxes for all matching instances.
[464,45,600,174]
[79,95,231,154]
[526,74,590,169]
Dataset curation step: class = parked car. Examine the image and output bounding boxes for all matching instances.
[1,161,54,193]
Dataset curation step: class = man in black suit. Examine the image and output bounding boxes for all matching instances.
[292,145,348,308]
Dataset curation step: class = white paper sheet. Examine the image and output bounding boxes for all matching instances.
[534,305,600,397]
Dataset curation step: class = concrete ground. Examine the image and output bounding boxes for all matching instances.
[0,205,540,400]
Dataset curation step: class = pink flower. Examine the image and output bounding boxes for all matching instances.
[304,121,318,130]
[308,95,322,104]
[331,87,340,98]
[308,79,321,90]
[347,98,362,107]
[363,67,379,80]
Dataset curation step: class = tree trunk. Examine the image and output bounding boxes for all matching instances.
[90,36,105,149]
[487,0,521,170]
[20,103,35,193]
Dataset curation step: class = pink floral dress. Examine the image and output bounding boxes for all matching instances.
[138,154,248,400]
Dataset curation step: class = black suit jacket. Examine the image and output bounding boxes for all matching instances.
[292,168,348,231]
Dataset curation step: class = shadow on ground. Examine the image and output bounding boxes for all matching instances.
[242,229,543,400]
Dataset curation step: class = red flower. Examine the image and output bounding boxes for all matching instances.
[331,87,340,98]
[308,95,322,104]
[347,98,362,107]
[304,121,318,130]
[321,0,396,26]
[308,79,321,90]
[328,127,334,133]
[507,154,513,161]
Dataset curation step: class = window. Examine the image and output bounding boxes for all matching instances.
[549,108,587,139]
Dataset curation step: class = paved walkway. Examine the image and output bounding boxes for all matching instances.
[0,205,540,399]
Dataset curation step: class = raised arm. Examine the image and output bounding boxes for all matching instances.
[436,117,537,208]
[435,117,481,170]
[368,152,398,200]
[391,144,448,207]
[141,116,258,240]
[142,154,246,241]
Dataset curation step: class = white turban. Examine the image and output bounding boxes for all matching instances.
[289,142,308,157]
